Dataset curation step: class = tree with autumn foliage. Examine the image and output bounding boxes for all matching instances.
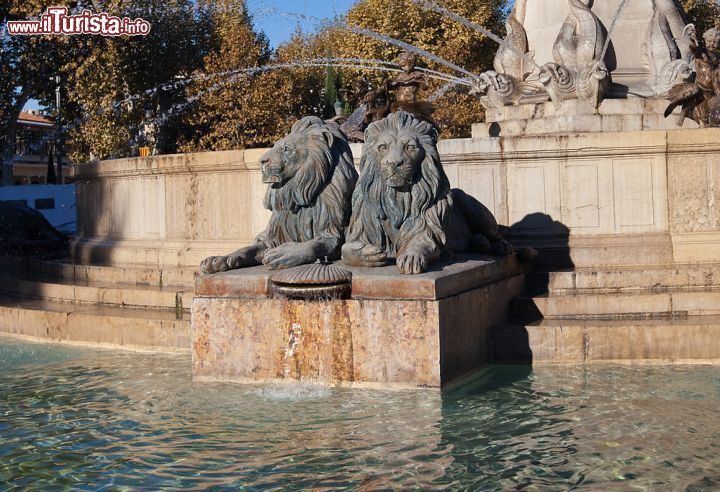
[177,0,272,151]
[224,30,330,148]
[178,17,339,152]
[64,0,208,161]
[682,0,720,34]
[325,0,506,138]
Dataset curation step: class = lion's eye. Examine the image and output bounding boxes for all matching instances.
[378,144,388,151]
[406,144,416,150]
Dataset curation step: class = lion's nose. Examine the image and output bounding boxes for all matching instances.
[261,156,279,172]
[384,149,404,166]
[381,158,403,179]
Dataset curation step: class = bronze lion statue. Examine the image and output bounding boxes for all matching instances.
[342,111,512,275]
[201,116,358,274]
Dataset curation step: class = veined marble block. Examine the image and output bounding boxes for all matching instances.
[191,256,525,389]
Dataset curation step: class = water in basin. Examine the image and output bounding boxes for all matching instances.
[2,335,720,489]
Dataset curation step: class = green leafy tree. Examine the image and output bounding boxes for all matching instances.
[324,65,341,119]
[0,33,30,184]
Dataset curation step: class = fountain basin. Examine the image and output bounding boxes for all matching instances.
[192,255,525,389]
[6,335,720,489]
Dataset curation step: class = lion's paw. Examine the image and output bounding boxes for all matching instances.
[341,241,387,267]
[397,252,429,275]
[200,256,231,275]
[470,234,492,254]
[491,239,514,256]
[262,243,309,270]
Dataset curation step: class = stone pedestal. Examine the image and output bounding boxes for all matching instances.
[192,255,525,389]
[472,98,699,138]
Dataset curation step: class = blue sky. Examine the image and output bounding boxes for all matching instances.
[25,0,356,110]
[247,0,356,48]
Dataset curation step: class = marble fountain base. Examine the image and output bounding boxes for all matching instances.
[192,255,525,389]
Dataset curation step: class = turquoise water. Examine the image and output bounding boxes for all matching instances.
[2,336,720,489]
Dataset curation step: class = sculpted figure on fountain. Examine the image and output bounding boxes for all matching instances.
[386,51,438,127]
[645,0,693,95]
[342,112,512,275]
[200,117,358,274]
[472,0,696,113]
[665,26,720,127]
[471,0,533,111]
[340,51,439,140]
[472,0,611,111]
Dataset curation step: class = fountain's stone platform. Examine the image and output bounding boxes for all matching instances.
[472,98,699,138]
[192,255,525,389]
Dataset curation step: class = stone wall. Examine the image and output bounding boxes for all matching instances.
[70,128,720,269]
[71,149,272,266]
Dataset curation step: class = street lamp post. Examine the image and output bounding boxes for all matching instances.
[53,75,63,184]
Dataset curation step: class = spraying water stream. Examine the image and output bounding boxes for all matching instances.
[601,0,632,61]
[407,0,539,69]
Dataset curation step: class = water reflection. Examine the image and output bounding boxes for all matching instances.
[438,366,582,489]
[2,337,720,489]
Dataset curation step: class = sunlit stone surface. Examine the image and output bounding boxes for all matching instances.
[192,256,525,388]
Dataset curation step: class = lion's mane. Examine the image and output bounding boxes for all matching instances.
[259,116,358,252]
[346,111,452,256]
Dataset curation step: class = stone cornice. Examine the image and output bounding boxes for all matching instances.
[69,149,265,180]
[69,128,720,180]
[441,129,720,162]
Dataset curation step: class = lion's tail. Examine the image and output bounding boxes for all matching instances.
[450,188,503,241]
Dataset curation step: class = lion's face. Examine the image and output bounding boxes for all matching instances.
[375,130,425,191]
[260,132,310,187]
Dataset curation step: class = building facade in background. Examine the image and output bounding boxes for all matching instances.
[13,110,70,185]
